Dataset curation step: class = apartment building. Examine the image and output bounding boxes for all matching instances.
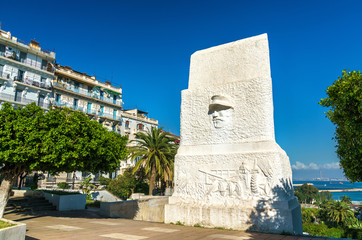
[46,64,158,185]
[0,28,159,188]
[0,29,55,109]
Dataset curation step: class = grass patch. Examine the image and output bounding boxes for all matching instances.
[214,227,226,230]
[175,221,184,226]
[193,223,203,228]
[0,220,15,229]
[86,200,101,208]
[41,190,81,195]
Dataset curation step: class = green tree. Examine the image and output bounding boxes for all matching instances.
[326,201,356,227]
[294,184,319,204]
[0,103,128,217]
[319,70,362,182]
[107,168,137,200]
[57,182,69,190]
[340,195,352,205]
[318,191,333,203]
[130,127,178,195]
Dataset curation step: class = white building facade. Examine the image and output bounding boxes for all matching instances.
[0,29,55,109]
[0,28,158,188]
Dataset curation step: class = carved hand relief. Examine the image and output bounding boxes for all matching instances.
[208,95,234,129]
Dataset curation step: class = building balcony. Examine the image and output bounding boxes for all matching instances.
[0,33,55,60]
[0,52,55,74]
[0,92,49,109]
[55,67,121,95]
[0,71,11,82]
[53,82,123,108]
[14,76,52,92]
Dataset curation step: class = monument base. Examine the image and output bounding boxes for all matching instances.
[165,197,302,234]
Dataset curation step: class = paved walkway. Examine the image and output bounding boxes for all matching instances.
[5,208,324,240]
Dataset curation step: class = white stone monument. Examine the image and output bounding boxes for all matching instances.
[165,34,302,234]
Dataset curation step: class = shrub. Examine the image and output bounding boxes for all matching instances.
[99,176,111,186]
[301,208,320,224]
[57,182,69,189]
[303,223,344,238]
[135,182,149,195]
[42,190,80,195]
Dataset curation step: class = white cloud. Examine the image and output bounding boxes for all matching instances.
[292,161,340,170]
[321,162,340,169]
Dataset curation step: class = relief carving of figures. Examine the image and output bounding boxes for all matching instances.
[198,160,275,201]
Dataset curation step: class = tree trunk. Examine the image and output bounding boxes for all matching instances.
[0,175,17,218]
[149,163,157,196]
[18,172,28,190]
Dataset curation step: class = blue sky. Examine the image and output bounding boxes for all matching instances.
[2,0,361,180]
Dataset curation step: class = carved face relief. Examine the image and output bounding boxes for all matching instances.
[208,95,233,129]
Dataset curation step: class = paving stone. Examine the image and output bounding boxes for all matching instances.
[142,227,180,233]
[46,224,84,231]
[100,233,149,239]
[90,220,121,226]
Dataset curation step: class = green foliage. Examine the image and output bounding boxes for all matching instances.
[193,223,203,228]
[345,219,362,240]
[340,195,352,205]
[0,220,15,229]
[326,201,356,227]
[318,191,333,203]
[57,182,69,189]
[99,176,112,186]
[130,127,178,195]
[0,103,128,215]
[303,223,344,238]
[294,184,319,204]
[0,103,128,176]
[175,221,184,226]
[319,70,362,182]
[107,168,137,200]
[301,208,320,224]
[41,190,80,195]
[86,200,100,208]
[80,175,96,200]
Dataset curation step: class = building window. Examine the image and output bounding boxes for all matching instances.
[41,59,47,70]
[15,88,22,102]
[125,121,130,128]
[74,82,79,93]
[88,86,92,96]
[40,76,46,88]
[113,109,117,119]
[113,95,117,104]
[87,102,92,114]
[17,70,24,82]
[38,94,45,108]
[100,90,104,100]
[20,52,27,63]
[73,99,78,110]
[55,94,61,104]
[137,124,144,130]
[99,106,104,116]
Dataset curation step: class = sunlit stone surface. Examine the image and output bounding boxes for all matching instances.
[165,34,302,234]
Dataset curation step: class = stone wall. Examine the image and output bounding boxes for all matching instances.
[100,196,169,222]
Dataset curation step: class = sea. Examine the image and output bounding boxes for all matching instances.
[293,180,362,203]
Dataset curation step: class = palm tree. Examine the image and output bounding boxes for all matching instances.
[326,201,356,227]
[340,195,352,205]
[129,127,178,195]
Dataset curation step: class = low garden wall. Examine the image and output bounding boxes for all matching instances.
[0,218,26,240]
[43,192,86,211]
[91,190,122,202]
[100,196,169,222]
[11,189,43,198]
